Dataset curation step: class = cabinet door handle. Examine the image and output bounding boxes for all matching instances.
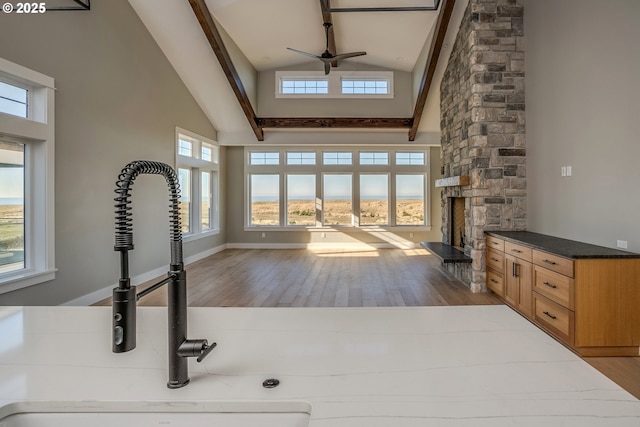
[543,311,557,320]
[490,279,498,284]
[512,262,520,278]
[492,242,499,245]
[543,281,557,289]
[543,259,557,265]
[511,249,522,253]
[491,258,499,262]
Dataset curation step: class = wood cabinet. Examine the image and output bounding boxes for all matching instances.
[486,232,640,357]
[489,238,533,319]
[505,253,532,318]
[485,236,505,297]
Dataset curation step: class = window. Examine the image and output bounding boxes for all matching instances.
[323,174,353,226]
[396,152,425,165]
[0,81,28,118]
[175,128,219,239]
[245,147,428,229]
[0,142,24,274]
[396,175,425,225]
[360,174,389,225]
[276,71,393,99]
[280,79,328,95]
[201,171,211,230]
[359,152,389,165]
[201,146,212,162]
[250,174,279,226]
[342,79,389,95]
[178,139,192,157]
[287,174,316,226]
[0,57,56,293]
[323,152,352,165]
[250,152,279,165]
[287,152,316,165]
[177,168,191,234]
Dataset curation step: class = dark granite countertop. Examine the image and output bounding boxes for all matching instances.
[485,231,640,259]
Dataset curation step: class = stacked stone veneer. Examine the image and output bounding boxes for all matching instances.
[440,0,526,292]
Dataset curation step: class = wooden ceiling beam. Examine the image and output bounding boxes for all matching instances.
[319,0,338,67]
[257,117,412,129]
[187,0,264,141]
[408,0,455,141]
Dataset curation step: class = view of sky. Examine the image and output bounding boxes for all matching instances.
[0,145,24,201]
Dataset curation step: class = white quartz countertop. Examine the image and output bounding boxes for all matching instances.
[0,305,638,425]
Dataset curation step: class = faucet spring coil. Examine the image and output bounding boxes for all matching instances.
[114,161,183,256]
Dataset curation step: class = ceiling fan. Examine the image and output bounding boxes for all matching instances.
[287,22,366,75]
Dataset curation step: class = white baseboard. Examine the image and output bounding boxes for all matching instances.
[63,244,227,306]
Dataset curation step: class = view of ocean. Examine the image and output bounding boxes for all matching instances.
[252,195,421,201]
[0,198,23,206]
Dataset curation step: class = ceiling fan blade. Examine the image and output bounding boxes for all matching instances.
[287,47,321,60]
[332,51,367,61]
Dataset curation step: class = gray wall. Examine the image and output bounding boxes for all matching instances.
[216,18,258,111]
[525,0,640,251]
[0,0,223,305]
[257,62,413,117]
[225,145,442,246]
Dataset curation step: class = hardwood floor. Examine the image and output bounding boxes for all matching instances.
[95,247,640,400]
[97,248,502,307]
[584,356,640,400]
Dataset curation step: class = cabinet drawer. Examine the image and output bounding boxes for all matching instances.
[505,241,532,262]
[487,249,504,273]
[486,235,505,252]
[533,266,574,310]
[533,293,574,345]
[533,250,574,278]
[486,269,504,296]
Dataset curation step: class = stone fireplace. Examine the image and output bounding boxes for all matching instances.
[439,0,526,292]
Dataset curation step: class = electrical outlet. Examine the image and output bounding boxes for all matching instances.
[321,232,326,238]
[261,232,266,238]
[561,166,567,177]
[566,165,572,176]
[409,232,414,238]
[617,240,628,249]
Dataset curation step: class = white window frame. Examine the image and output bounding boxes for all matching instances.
[175,127,220,241]
[0,57,56,294]
[244,146,429,231]
[275,71,394,99]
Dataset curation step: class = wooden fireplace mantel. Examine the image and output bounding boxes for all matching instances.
[435,175,470,188]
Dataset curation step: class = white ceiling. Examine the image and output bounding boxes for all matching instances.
[207,0,439,72]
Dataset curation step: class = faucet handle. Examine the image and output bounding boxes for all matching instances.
[177,339,217,362]
[197,341,217,363]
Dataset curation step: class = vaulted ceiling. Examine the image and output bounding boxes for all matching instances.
[204,0,440,72]
[127,0,467,143]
